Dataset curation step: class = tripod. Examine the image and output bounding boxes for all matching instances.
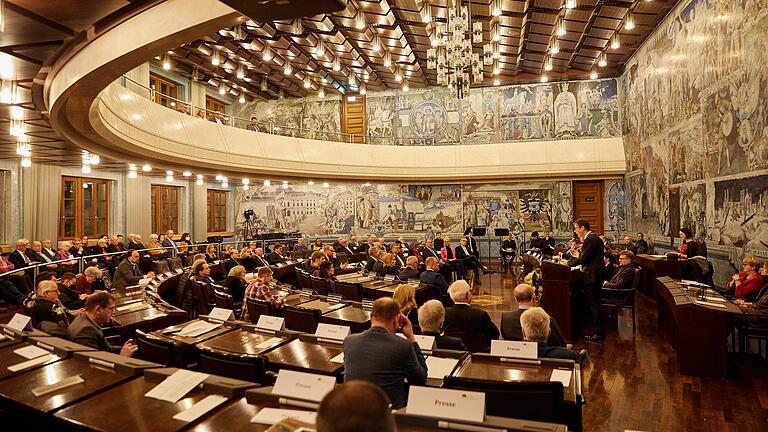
[241,217,258,240]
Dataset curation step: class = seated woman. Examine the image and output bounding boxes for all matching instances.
[76,266,102,295]
[313,261,336,294]
[239,247,257,271]
[90,238,114,274]
[54,241,79,273]
[221,265,247,301]
[727,256,764,300]
[736,265,768,329]
[146,234,167,258]
[393,284,419,325]
[311,238,324,251]
[378,253,399,277]
[241,267,284,319]
[179,233,192,255]
[677,228,698,259]
[204,244,219,263]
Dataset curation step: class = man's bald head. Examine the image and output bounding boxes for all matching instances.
[316,381,395,432]
[371,297,400,322]
[513,283,535,305]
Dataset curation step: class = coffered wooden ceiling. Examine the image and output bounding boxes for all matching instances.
[164,0,676,101]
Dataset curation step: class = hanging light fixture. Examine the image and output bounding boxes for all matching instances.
[332,56,341,71]
[0,79,16,103]
[349,74,356,87]
[550,39,560,54]
[261,78,268,92]
[315,41,325,57]
[394,68,402,82]
[493,77,500,86]
[540,75,548,83]
[624,12,635,30]
[383,51,392,67]
[263,179,271,187]
[283,61,293,75]
[611,33,620,49]
[493,60,500,75]
[82,162,91,174]
[360,84,366,95]
[307,180,315,186]
[492,23,501,42]
[355,9,366,30]
[318,88,325,98]
[20,157,31,168]
[218,84,227,95]
[15,134,30,157]
[221,177,228,188]
[142,164,152,172]
[372,34,381,52]
[544,56,553,71]
[293,18,303,35]
[239,93,246,103]
[182,171,192,177]
[304,75,312,89]
[128,164,138,179]
[492,0,501,17]
[165,170,174,182]
[402,80,409,92]
[556,17,566,36]
[0,0,5,33]
[590,70,598,79]
[598,52,607,67]
[322,182,330,188]
[9,118,24,137]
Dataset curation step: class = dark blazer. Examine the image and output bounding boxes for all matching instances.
[500,308,567,347]
[682,240,698,258]
[28,249,50,263]
[466,236,479,257]
[570,233,605,285]
[420,270,449,293]
[394,253,406,269]
[502,239,517,252]
[379,265,398,277]
[8,250,31,269]
[538,343,582,366]
[336,245,355,255]
[343,326,427,408]
[421,246,439,260]
[112,259,144,290]
[421,331,467,351]
[636,239,649,254]
[359,243,371,253]
[221,276,247,301]
[622,244,638,255]
[252,255,270,268]
[41,248,56,261]
[107,244,125,254]
[372,260,384,275]
[68,314,118,353]
[365,256,376,272]
[603,264,635,290]
[455,245,472,259]
[529,238,546,250]
[398,267,420,281]
[266,252,287,265]
[444,303,500,342]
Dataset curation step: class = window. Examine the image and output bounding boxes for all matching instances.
[151,185,180,234]
[150,74,187,113]
[207,189,228,233]
[205,95,229,124]
[60,177,110,239]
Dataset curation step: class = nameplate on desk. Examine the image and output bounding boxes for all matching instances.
[177,321,220,338]
[406,386,485,423]
[139,277,153,286]
[256,315,285,332]
[272,369,335,402]
[250,407,317,426]
[145,369,209,403]
[31,374,85,397]
[255,337,284,350]
[384,275,396,281]
[7,354,58,372]
[6,313,32,332]
[13,345,49,360]
[314,324,350,341]
[208,307,235,321]
[172,394,228,422]
[490,340,537,360]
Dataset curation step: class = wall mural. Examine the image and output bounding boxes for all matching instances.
[605,179,627,233]
[622,0,768,253]
[235,181,578,239]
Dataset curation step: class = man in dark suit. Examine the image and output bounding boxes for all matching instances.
[252,247,270,268]
[389,242,406,269]
[501,234,517,270]
[112,250,154,290]
[521,307,586,366]
[8,238,34,277]
[266,244,288,265]
[420,257,453,307]
[455,237,483,285]
[443,280,499,350]
[529,231,546,250]
[420,238,439,260]
[41,239,57,261]
[620,236,638,255]
[418,299,466,351]
[635,232,649,254]
[343,297,427,408]
[603,251,636,290]
[501,283,566,347]
[348,235,361,253]
[569,218,606,340]
[398,256,420,281]
[335,237,355,255]
[542,231,556,256]
[68,291,137,356]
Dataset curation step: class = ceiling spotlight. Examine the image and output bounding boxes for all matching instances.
[611,34,620,49]
[355,10,366,30]
[565,0,577,9]
[494,77,500,86]
[283,62,293,75]
[624,12,635,30]
[142,164,152,172]
[263,179,271,187]
[556,17,566,36]
[242,178,250,185]
[128,171,138,179]
[211,51,220,66]
[182,171,192,177]
[550,39,560,54]
[492,0,501,17]
[307,180,314,185]
[590,70,598,79]
[402,81,409,92]
[540,75,548,83]
[372,35,381,52]
[421,1,432,23]
[162,54,171,70]
[236,64,245,79]
[322,182,329,188]
[545,57,553,71]
[263,46,273,61]
[239,93,245,104]
[598,52,607,67]
[318,88,325,98]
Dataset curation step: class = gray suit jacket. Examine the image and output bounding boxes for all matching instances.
[343,326,427,408]
[501,307,567,347]
[112,259,143,290]
[68,314,118,353]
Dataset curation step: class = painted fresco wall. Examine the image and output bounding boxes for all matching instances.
[234,181,575,238]
[622,0,768,254]
[236,78,620,146]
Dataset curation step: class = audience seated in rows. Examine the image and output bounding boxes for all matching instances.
[221,265,247,302]
[417,300,467,351]
[521,307,587,367]
[0,252,29,304]
[343,297,427,408]
[68,291,137,357]
[501,283,566,347]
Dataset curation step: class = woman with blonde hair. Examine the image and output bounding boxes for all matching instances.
[222,265,247,301]
[205,244,218,263]
[393,283,419,325]
[378,253,398,277]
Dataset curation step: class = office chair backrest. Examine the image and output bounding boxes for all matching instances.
[283,305,322,333]
[246,298,275,324]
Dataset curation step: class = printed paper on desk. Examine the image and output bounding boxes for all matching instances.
[172,394,228,422]
[6,313,32,332]
[413,335,436,352]
[406,386,485,423]
[329,352,344,363]
[144,369,209,403]
[177,320,220,338]
[550,369,572,387]
[490,340,538,360]
[314,324,350,341]
[139,277,153,286]
[272,369,336,402]
[425,356,459,379]
[250,407,317,426]
[208,307,235,321]
[13,345,50,360]
[256,315,285,332]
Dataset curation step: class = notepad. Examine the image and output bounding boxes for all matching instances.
[251,408,317,425]
[426,356,459,379]
[144,370,209,403]
[8,354,58,372]
[13,345,50,360]
[550,369,572,387]
[177,321,220,338]
[255,337,283,349]
[116,302,146,312]
[703,296,726,303]
[694,300,727,309]
[31,375,85,397]
[172,394,228,422]
[329,352,344,363]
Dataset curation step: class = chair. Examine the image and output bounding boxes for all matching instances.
[283,305,322,333]
[246,297,276,324]
[415,284,441,305]
[198,347,270,383]
[153,259,170,274]
[167,257,183,271]
[300,272,313,291]
[184,254,197,267]
[335,281,363,302]
[310,276,330,296]
[443,330,490,353]
[209,262,226,282]
[189,279,213,318]
[156,273,183,305]
[443,376,565,425]
[135,329,178,367]
[294,269,306,289]
[601,267,640,332]
[213,289,241,316]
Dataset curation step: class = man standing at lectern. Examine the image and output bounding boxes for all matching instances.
[569,219,605,340]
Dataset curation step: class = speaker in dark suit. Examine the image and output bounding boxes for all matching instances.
[569,219,606,339]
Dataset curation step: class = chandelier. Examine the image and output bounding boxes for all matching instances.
[426,0,483,99]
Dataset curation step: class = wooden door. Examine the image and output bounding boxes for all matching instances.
[342,94,366,143]
[572,181,604,234]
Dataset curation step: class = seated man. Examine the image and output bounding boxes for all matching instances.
[420,256,453,307]
[621,236,638,255]
[112,249,154,290]
[293,238,308,252]
[501,283,566,347]
[521,307,586,366]
[500,234,517,270]
[603,250,636,291]
[68,291,137,356]
[365,246,380,272]
[335,237,355,255]
[343,297,427,408]
[31,280,82,329]
[443,280,499,349]
[420,238,440,260]
[398,256,420,281]
[389,242,406,268]
[315,381,396,432]
[252,247,270,268]
[418,300,467,351]
[529,231,546,250]
[266,243,288,265]
[455,237,483,285]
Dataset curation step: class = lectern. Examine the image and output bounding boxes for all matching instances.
[540,260,579,342]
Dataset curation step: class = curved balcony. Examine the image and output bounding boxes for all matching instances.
[44,0,626,182]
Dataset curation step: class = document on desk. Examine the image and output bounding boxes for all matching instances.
[144,370,209,403]
[329,352,344,363]
[250,407,317,426]
[425,356,459,379]
[8,354,58,372]
[694,300,727,309]
[13,345,50,360]
[139,277,153,286]
[703,296,726,303]
[172,394,228,422]
[116,301,146,312]
[550,369,572,387]
[177,321,220,338]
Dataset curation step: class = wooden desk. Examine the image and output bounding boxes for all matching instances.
[53,367,257,432]
[634,254,685,299]
[540,260,579,342]
[0,325,48,349]
[113,299,154,316]
[321,303,371,333]
[0,336,95,382]
[361,280,398,298]
[298,298,348,314]
[110,304,188,337]
[264,335,344,377]
[153,319,238,347]
[196,325,294,356]
[654,277,744,377]
[0,351,159,413]
[271,262,298,285]
[451,354,582,432]
[394,411,568,432]
[423,349,467,388]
